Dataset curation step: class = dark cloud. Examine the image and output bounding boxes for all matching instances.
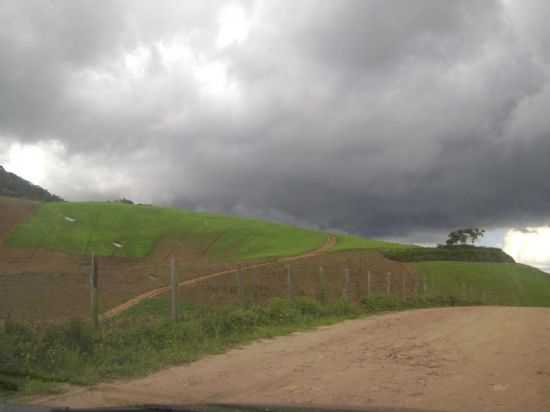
[1,0,550,242]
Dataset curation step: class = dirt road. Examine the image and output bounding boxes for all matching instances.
[36,306,550,411]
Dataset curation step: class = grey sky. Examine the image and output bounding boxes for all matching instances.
[1,0,550,245]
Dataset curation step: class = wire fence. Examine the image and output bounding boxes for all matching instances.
[0,250,430,324]
[178,256,419,307]
[1,237,545,325]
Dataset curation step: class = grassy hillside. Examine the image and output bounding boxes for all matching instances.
[384,245,514,263]
[0,166,61,202]
[6,201,409,260]
[416,261,550,306]
[6,202,330,260]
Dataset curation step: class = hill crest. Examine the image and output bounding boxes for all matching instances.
[0,165,62,202]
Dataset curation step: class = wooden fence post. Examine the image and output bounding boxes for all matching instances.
[386,272,392,296]
[402,274,406,299]
[343,267,351,302]
[367,271,371,298]
[251,271,256,303]
[170,255,177,321]
[90,253,99,329]
[423,275,428,295]
[319,266,327,304]
[236,270,244,305]
[287,264,293,302]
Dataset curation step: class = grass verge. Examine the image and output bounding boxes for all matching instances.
[1,295,477,399]
[416,261,550,306]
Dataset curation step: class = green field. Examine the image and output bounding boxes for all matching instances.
[7,202,330,260]
[6,201,409,260]
[416,261,550,306]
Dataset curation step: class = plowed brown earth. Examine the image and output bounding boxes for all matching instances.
[168,249,418,311]
[34,307,550,412]
[103,234,339,319]
[0,197,248,321]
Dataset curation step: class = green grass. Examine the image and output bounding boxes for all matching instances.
[6,202,329,260]
[0,295,477,398]
[5,201,412,260]
[331,234,411,252]
[384,245,514,263]
[415,261,550,306]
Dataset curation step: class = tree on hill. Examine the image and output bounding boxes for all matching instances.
[0,165,62,202]
[446,228,485,246]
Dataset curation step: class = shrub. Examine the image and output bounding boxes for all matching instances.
[382,245,514,263]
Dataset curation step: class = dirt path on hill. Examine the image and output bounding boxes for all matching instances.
[103,234,337,318]
[0,197,345,321]
[35,306,550,412]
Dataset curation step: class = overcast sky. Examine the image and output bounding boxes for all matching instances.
[1,1,550,268]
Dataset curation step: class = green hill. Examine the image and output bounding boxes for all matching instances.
[0,165,61,202]
[6,201,407,260]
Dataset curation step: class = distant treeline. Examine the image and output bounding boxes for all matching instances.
[0,165,62,202]
[382,244,515,263]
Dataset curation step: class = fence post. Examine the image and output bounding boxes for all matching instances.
[170,255,177,321]
[90,253,99,329]
[287,264,293,302]
[319,266,327,304]
[251,271,256,303]
[386,272,392,296]
[355,275,361,302]
[343,267,351,302]
[367,270,371,298]
[423,275,428,296]
[402,274,406,299]
[414,276,418,298]
[236,270,244,305]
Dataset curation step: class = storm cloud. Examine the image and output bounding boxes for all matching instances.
[2,0,550,242]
